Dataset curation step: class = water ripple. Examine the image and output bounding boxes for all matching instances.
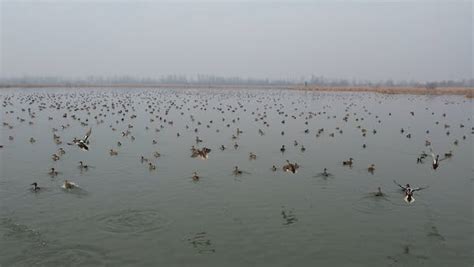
[95,209,172,234]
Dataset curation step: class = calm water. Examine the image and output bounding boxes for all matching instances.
[0,87,472,266]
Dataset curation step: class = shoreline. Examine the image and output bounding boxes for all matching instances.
[294,86,474,98]
[1,84,472,98]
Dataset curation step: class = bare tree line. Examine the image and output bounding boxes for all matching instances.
[0,74,472,88]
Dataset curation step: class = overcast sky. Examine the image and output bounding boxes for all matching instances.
[1,0,472,81]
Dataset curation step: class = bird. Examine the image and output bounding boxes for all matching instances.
[368,164,375,173]
[444,150,453,158]
[192,171,199,181]
[343,158,354,166]
[393,180,428,203]
[79,161,88,169]
[233,166,243,176]
[430,152,440,170]
[148,162,156,170]
[63,180,76,189]
[49,168,58,176]
[31,182,40,192]
[249,152,257,160]
[67,128,92,151]
[282,160,299,174]
[321,168,332,177]
[374,187,384,197]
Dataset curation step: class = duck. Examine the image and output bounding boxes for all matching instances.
[51,154,60,161]
[368,164,375,173]
[148,162,156,170]
[109,149,118,156]
[280,145,286,153]
[374,187,384,197]
[444,150,453,158]
[49,168,58,176]
[67,128,92,151]
[192,171,199,181]
[271,165,277,172]
[431,153,440,170]
[79,161,88,169]
[393,180,428,203]
[249,152,257,160]
[282,160,299,174]
[321,168,331,177]
[342,158,353,166]
[31,182,40,192]
[233,166,243,176]
[63,180,76,189]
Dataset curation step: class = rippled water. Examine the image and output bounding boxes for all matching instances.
[0,87,472,266]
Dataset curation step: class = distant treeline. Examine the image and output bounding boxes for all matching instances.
[1,75,473,88]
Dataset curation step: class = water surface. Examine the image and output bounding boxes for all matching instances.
[1,87,472,266]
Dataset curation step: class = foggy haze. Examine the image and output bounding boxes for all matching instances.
[1,0,472,82]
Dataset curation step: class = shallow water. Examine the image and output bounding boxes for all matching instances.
[0,87,472,266]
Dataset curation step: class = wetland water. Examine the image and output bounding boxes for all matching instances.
[0,87,472,266]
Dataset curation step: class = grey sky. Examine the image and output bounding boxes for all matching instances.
[1,0,472,81]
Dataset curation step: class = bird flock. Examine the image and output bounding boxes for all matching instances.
[1,88,471,204]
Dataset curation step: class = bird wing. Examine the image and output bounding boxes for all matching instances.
[438,156,449,162]
[78,143,89,151]
[83,128,92,142]
[393,180,405,190]
[412,186,429,192]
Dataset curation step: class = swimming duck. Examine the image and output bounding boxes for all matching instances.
[444,151,453,158]
[271,165,277,172]
[319,168,332,177]
[49,168,58,176]
[280,145,286,153]
[282,160,299,174]
[63,180,76,189]
[79,161,88,169]
[249,152,257,160]
[233,166,243,176]
[374,187,384,197]
[430,152,440,170]
[109,149,118,156]
[51,154,60,161]
[192,171,199,181]
[368,164,375,173]
[342,158,353,166]
[31,182,40,192]
[148,162,156,170]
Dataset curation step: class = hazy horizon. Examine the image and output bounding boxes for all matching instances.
[1,1,472,82]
